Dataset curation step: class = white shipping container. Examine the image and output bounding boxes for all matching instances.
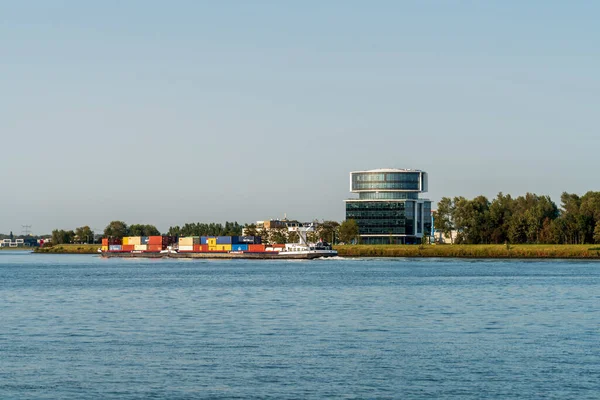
[178,245,194,251]
[134,245,148,251]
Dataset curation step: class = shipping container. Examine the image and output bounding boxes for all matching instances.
[207,238,217,246]
[148,236,163,245]
[108,238,122,245]
[101,239,109,246]
[178,245,194,252]
[122,245,135,251]
[201,236,208,245]
[248,244,266,252]
[134,245,148,251]
[101,245,109,252]
[109,245,122,251]
[141,237,149,244]
[122,237,129,245]
[216,236,232,244]
[231,244,248,251]
[233,236,260,244]
[147,244,163,252]
[179,236,200,246]
[125,236,142,246]
[215,244,232,251]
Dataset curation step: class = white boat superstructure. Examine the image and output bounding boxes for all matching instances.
[277,222,338,258]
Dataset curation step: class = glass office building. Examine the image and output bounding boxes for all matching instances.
[345,169,432,244]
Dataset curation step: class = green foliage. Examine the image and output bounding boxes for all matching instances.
[51,229,75,244]
[75,226,94,243]
[166,221,243,237]
[128,224,161,236]
[317,220,340,244]
[339,219,359,244]
[594,221,600,244]
[445,191,600,245]
[434,197,455,244]
[104,221,128,238]
[269,227,288,244]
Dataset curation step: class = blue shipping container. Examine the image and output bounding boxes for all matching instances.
[109,245,122,251]
[141,237,149,244]
[231,244,248,251]
[201,236,208,245]
[216,236,232,244]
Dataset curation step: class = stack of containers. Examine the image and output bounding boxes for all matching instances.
[101,238,109,252]
[107,238,123,251]
[178,236,201,252]
[145,236,176,252]
[147,236,163,252]
[123,236,144,251]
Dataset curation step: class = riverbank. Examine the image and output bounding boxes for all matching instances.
[35,244,101,254]
[33,243,600,259]
[335,244,600,259]
[0,247,35,251]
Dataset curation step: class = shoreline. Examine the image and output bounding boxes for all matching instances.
[32,244,600,259]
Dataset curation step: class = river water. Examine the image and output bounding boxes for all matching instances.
[0,252,599,399]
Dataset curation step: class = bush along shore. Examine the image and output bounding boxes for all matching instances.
[335,244,600,259]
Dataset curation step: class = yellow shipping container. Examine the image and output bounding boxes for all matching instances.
[216,244,232,251]
[122,237,129,245]
[101,246,109,252]
[208,238,217,246]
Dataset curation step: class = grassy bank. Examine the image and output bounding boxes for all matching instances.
[0,247,35,251]
[335,244,600,259]
[35,244,101,254]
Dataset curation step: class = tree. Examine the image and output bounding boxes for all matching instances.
[51,229,75,244]
[270,227,288,244]
[339,219,359,244]
[435,197,455,244]
[244,223,259,237]
[75,226,94,243]
[129,224,160,236]
[103,221,128,238]
[317,220,340,244]
[594,221,600,244]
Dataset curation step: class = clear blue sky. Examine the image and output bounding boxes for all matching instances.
[2,1,599,234]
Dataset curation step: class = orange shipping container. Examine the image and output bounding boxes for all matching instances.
[248,244,265,252]
[148,236,163,245]
[122,245,135,251]
[102,238,109,246]
[147,244,163,252]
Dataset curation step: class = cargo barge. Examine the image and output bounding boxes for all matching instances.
[99,224,337,260]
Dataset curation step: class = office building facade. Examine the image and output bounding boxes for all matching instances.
[345,169,432,244]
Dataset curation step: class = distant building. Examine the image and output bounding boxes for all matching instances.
[345,168,432,244]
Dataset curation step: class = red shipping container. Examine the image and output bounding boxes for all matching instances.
[122,245,135,251]
[147,244,163,252]
[148,236,163,245]
[248,244,265,252]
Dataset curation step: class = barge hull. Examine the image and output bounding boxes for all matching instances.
[100,252,336,260]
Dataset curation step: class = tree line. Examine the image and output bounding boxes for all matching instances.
[435,191,600,244]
